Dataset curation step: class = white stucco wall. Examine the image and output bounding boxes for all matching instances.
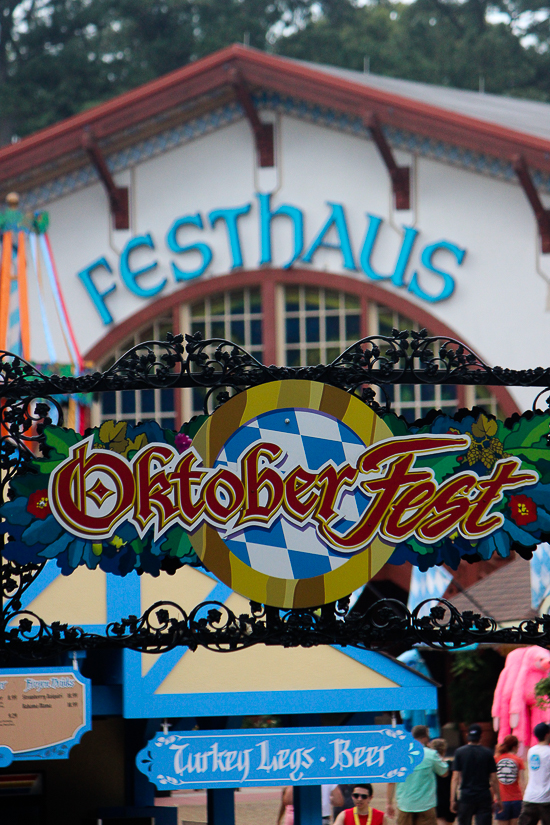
[41,111,549,409]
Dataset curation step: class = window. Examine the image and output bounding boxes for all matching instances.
[465,385,503,418]
[96,282,504,431]
[370,304,459,422]
[283,286,360,366]
[99,316,176,430]
[188,287,263,416]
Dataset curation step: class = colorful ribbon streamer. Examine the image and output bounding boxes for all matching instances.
[0,230,13,352]
[39,233,83,372]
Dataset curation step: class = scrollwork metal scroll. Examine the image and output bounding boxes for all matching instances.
[2,330,550,403]
[2,598,550,662]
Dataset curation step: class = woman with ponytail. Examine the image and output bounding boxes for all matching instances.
[495,735,525,825]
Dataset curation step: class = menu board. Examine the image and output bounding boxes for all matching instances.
[0,669,91,762]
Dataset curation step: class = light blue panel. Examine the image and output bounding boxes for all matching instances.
[136,725,424,788]
[123,685,437,719]
[107,571,141,622]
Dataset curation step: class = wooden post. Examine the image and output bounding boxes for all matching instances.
[207,788,235,825]
[294,785,322,825]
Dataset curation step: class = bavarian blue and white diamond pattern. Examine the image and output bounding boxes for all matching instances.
[213,408,371,580]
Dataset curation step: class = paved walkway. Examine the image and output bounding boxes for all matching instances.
[156,783,389,825]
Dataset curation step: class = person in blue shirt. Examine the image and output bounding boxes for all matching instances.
[386,725,449,825]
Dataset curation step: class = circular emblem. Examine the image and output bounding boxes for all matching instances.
[189,380,396,608]
[496,758,518,785]
[531,754,541,771]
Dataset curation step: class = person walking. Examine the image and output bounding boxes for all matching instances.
[495,734,524,825]
[517,722,550,825]
[450,723,502,825]
[331,785,355,819]
[334,783,384,825]
[322,784,337,825]
[386,724,448,825]
[429,738,455,825]
[276,786,294,825]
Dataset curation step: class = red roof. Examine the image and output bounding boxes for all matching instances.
[1,43,550,190]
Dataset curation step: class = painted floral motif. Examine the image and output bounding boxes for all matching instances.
[2,405,550,577]
[0,417,206,577]
[383,408,549,571]
[27,489,51,519]
[97,421,147,456]
[509,494,538,526]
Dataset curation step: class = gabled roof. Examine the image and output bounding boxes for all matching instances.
[21,561,439,718]
[294,59,550,143]
[2,44,550,199]
[446,554,536,624]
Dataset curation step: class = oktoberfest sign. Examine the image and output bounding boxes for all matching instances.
[2,380,550,607]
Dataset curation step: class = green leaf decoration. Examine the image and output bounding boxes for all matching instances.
[504,414,550,452]
[381,412,409,437]
[415,451,461,483]
[31,425,81,473]
[161,528,196,559]
[182,415,209,439]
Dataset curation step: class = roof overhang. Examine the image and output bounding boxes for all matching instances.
[2,44,550,196]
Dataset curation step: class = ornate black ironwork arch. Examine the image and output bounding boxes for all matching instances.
[2,328,550,662]
[3,328,550,400]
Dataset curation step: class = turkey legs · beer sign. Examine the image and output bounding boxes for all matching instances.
[31,380,540,608]
[136,725,424,788]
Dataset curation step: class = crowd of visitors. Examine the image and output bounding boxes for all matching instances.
[277,721,550,825]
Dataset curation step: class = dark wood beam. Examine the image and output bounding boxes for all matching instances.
[82,130,129,230]
[228,68,274,168]
[365,113,410,210]
[514,154,550,254]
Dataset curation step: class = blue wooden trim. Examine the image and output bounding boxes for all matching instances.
[10,559,61,619]
[92,685,122,716]
[138,581,232,695]
[107,572,141,621]
[123,684,437,718]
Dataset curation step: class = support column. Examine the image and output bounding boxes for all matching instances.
[294,785,322,825]
[207,788,235,825]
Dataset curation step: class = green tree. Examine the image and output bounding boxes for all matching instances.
[275,0,544,98]
[3,0,550,143]
[0,0,312,141]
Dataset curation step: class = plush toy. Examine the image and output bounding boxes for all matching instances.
[397,649,440,738]
[492,648,528,742]
[509,646,550,749]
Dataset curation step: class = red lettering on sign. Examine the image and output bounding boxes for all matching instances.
[48,432,539,552]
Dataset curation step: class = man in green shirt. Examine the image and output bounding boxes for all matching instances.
[386,725,448,825]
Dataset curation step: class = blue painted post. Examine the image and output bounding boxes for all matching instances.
[294,785,322,825]
[207,788,235,825]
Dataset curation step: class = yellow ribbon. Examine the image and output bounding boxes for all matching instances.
[353,805,373,825]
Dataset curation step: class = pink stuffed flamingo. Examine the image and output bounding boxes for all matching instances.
[510,646,550,750]
[492,648,528,743]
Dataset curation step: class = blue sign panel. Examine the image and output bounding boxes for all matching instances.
[0,667,92,766]
[136,725,423,789]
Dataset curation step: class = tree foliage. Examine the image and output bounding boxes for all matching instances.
[1,0,550,143]
[276,0,550,99]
